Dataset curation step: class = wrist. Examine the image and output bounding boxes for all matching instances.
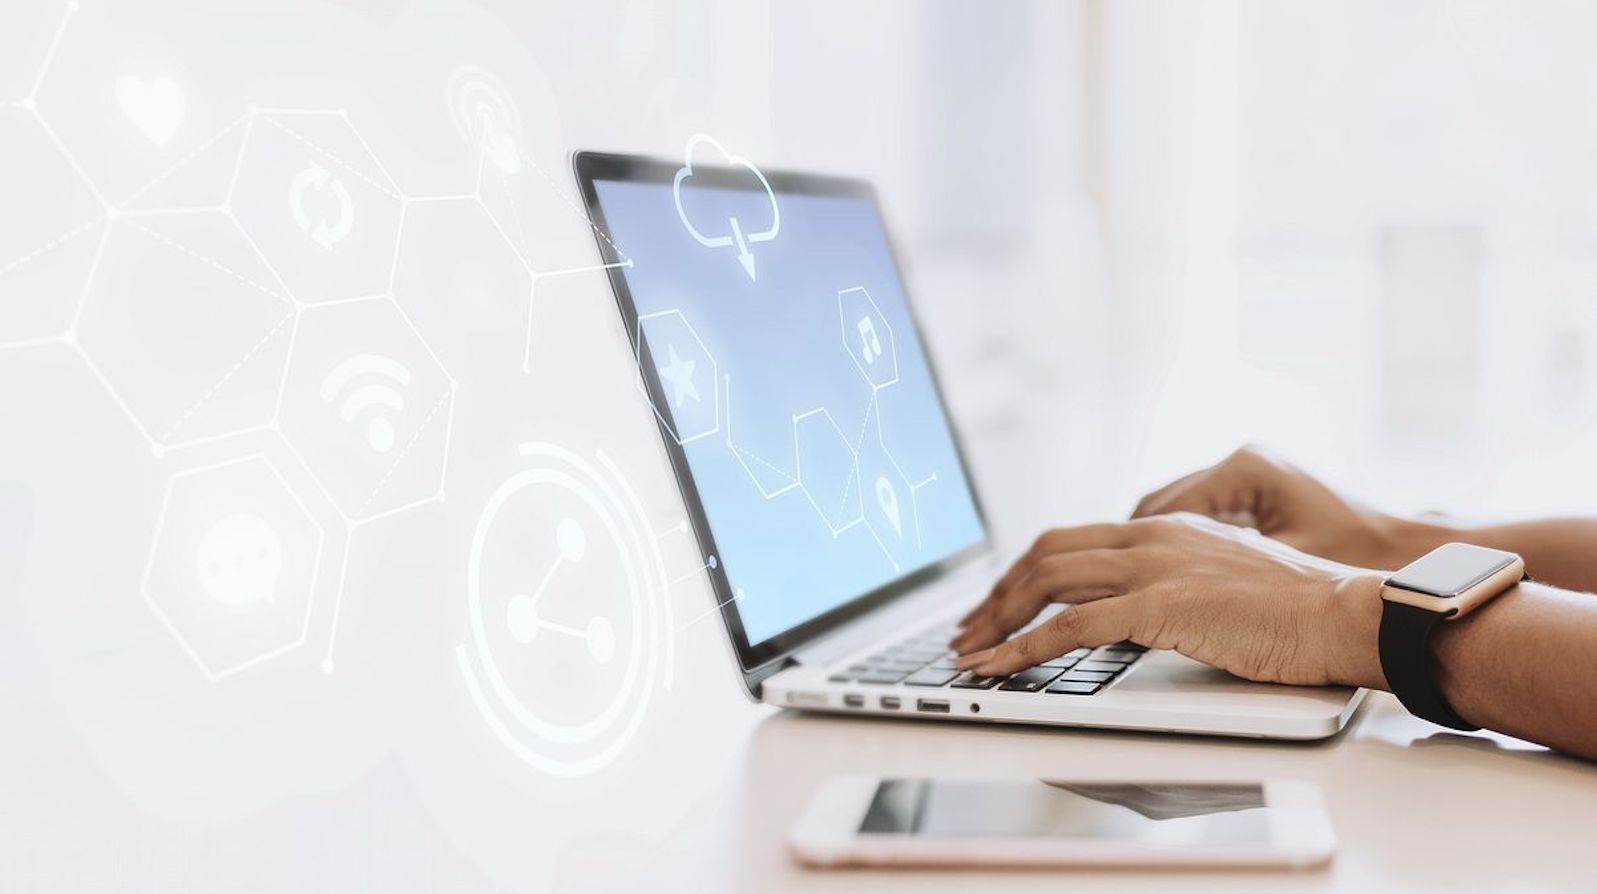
[1327,572,1388,690]
[1369,515,1459,570]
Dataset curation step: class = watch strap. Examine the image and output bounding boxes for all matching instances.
[1378,600,1479,731]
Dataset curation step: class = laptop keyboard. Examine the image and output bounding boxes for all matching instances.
[827,613,1147,697]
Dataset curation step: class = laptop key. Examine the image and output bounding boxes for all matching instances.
[1040,654,1082,669]
[856,670,910,684]
[895,650,945,665]
[1058,669,1113,683]
[1074,659,1129,673]
[828,673,855,683]
[1046,680,1102,695]
[903,668,960,687]
[950,672,1003,690]
[998,667,1064,692]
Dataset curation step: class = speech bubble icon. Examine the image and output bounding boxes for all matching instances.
[875,476,902,537]
[195,513,282,606]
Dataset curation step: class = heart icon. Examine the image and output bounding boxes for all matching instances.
[114,75,186,147]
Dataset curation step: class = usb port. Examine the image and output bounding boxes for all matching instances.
[843,694,865,709]
[880,696,902,710]
[916,699,950,714]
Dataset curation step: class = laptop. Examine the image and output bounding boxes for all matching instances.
[573,150,1363,740]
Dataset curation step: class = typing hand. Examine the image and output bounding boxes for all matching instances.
[1131,446,1410,570]
[949,513,1387,687]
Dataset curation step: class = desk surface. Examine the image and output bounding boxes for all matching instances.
[717,692,1596,893]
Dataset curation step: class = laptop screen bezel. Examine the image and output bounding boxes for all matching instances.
[572,150,993,694]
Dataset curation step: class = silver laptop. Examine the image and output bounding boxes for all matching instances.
[575,150,1362,741]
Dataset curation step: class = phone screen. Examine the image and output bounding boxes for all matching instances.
[859,780,1272,846]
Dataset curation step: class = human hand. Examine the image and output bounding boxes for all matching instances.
[950,513,1387,687]
[1131,446,1429,570]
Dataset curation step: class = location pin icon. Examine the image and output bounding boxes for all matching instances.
[875,476,902,536]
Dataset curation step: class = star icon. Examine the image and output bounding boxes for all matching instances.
[657,343,701,409]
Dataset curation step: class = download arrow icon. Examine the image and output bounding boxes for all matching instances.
[729,215,756,281]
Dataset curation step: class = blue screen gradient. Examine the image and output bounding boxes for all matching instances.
[594,178,986,645]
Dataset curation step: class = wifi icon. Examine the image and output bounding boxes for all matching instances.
[319,353,412,453]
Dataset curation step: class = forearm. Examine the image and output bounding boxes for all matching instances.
[1383,517,1597,594]
[1431,582,1597,760]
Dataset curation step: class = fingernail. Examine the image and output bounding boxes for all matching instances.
[955,648,995,670]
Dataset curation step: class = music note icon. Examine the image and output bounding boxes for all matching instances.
[857,315,882,365]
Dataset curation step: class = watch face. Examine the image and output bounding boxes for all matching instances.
[1388,543,1518,597]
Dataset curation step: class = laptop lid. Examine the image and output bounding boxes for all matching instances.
[574,150,991,696]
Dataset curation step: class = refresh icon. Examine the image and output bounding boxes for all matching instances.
[289,160,354,251]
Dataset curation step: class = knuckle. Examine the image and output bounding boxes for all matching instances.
[1130,515,1179,541]
[1008,638,1033,663]
[1047,606,1084,639]
[1035,553,1069,576]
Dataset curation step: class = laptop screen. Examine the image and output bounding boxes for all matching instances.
[587,163,987,650]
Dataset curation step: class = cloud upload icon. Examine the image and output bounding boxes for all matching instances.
[672,134,781,281]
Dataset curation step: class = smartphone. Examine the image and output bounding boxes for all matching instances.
[788,775,1335,870]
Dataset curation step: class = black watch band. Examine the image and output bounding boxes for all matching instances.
[1378,600,1478,731]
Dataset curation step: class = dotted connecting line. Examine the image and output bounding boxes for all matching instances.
[730,443,797,484]
[0,215,103,277]
[351,387,452,519]
[158,310,294,443]
[830,464,860,529]
[117,112,249,208]
[520,142,629,263]
[127,220,293,307]
[258,113,402,201]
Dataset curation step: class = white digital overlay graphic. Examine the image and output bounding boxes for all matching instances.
[141,454,325,682]
[624,288,940,574]
[635,309,719,446]
[839,286,899,391]
[671,134,779,282]
[456,443,674,777]
[447,65,522,176]
[0,3,636,681]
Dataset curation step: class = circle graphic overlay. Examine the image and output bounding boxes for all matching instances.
[456,443,670,777]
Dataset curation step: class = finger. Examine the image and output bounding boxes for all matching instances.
[957,598,1141,678]
[1135,468,1226,519]
[957,524,1133,632]
[1131,468,1206,518]
[954,550,1131,653]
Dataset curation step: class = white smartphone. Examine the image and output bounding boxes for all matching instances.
[788,775,1335,870]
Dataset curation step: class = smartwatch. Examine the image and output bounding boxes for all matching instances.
[1379,543,1525,731]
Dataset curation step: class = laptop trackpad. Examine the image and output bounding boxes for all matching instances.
[1117,651,1268,694]
[1113,650,1358,715]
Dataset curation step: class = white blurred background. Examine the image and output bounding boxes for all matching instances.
[2,0,1594,891]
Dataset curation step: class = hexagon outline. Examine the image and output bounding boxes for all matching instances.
[73,211,298,456]
[838,286,899,392]
[229,109,405,306]
[635,308,720,446]
[791,406,864,536]
[275,299,457,524]
[139,452,326,682]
